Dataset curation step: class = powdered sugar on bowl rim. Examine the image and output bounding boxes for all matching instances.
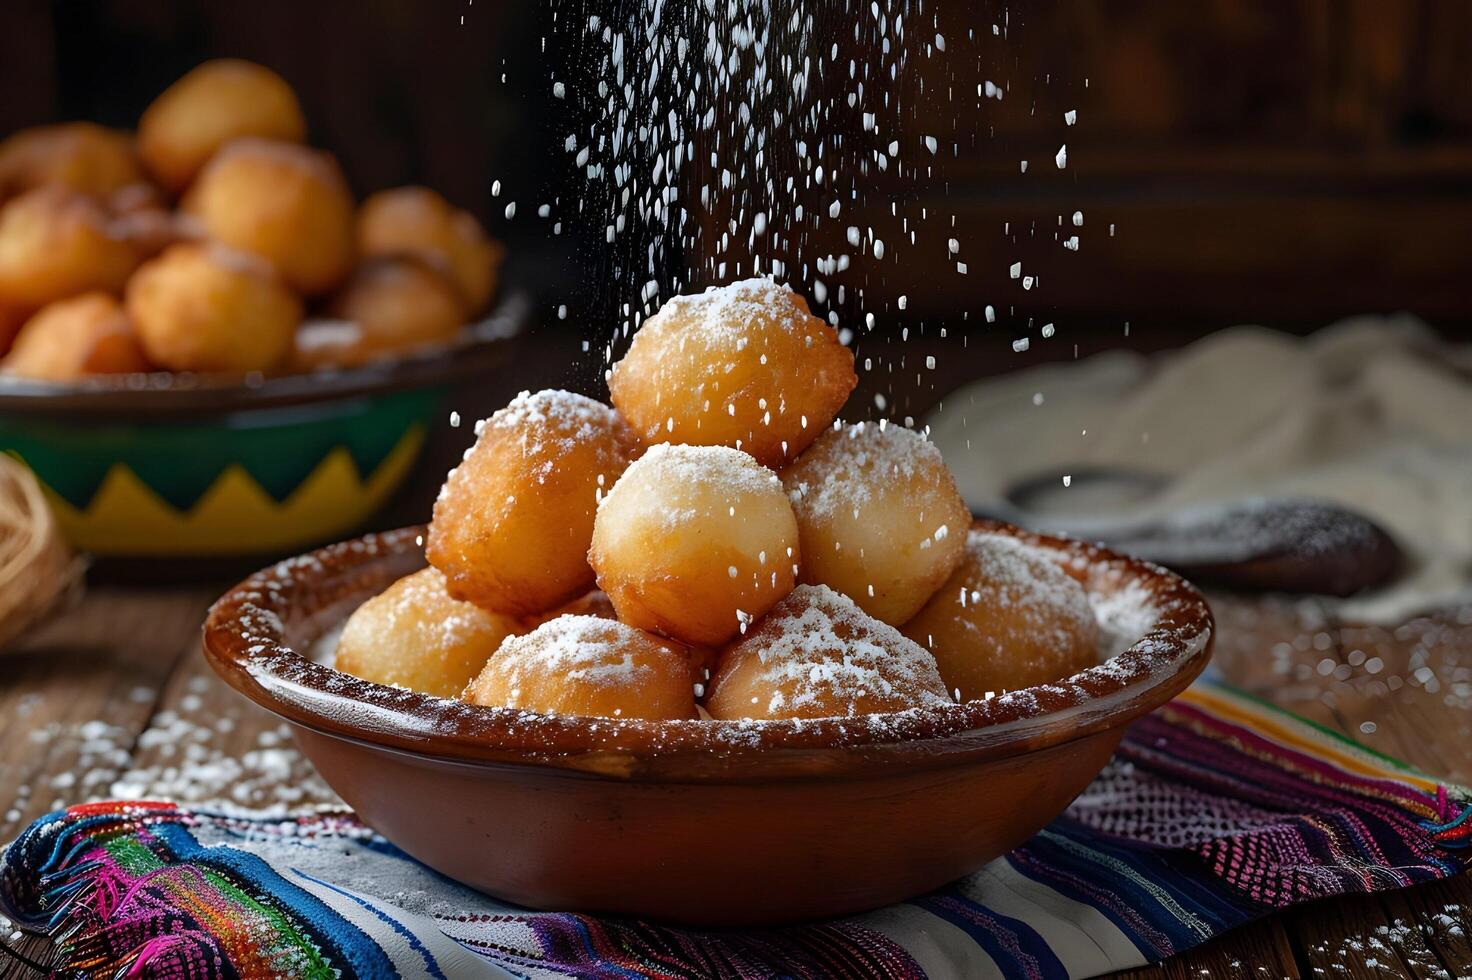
[202,521,1214,782]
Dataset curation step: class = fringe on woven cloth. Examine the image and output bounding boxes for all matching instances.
[8,803,213,979]
[1428,784,1472,847]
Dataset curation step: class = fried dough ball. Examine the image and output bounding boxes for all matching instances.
[357,187,503,313]
[323,257,467,365]
[125,242,300,372]
[589,443,800,646]
[782,421,971,626]
[138,59,307,193]
[607,278,856,468]
[464,615,697,720]
[706,584,950,721]
[183,138,354,294]
[0,187,138,309]
[427,390,641,617]
[903,531,1100,701]
[3,293,149,381]
[334,567,519,699]
[0,123,145,200]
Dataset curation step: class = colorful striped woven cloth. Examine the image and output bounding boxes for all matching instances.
[2,683,1468,979]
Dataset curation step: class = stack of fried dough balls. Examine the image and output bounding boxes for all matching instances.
[334,278,1103,726]
[0,58,504,383]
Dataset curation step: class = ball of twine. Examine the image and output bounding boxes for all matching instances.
[0,455,83,650]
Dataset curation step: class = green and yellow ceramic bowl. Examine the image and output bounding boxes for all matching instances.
[0,296,526,560]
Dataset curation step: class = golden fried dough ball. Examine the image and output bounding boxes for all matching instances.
[0,187,138,309]
[782,421,970,625]
[183,138,354,294]
[125,242,300,372]
[464,615,697,720]
[903,531,1100,701]
[3,293,149,381]
[427,390,642,617]
[334,566,520,699]
[0,123,145,200]
[356,186,503,313]
[138,59,307,193]
[607,278,856,468]
[589,443,800,646]
[323,257,466,365]
[706,584,950,721]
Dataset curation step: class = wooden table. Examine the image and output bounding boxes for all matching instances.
[1,585,1469,979]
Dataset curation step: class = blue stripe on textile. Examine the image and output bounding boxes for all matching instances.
[291,868,449,979]
[1013,823,1248,955]
[151,821,398,979]
[911,894,1069,980]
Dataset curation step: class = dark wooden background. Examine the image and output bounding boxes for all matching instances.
[2,0,1468,348]
[6,0,1468,540]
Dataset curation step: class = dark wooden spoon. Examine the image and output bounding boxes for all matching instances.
[988,469,1403,597]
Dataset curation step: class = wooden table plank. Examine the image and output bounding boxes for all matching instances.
[114,638,339,811]
[1113,919,1301,980]
[0,589,212,842]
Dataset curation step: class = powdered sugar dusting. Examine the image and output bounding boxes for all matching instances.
[658,277,816,344]
[714,584,949,719]
[785,420,946,520]
[612,443,784,515]
[450,388,630,488]
[1090,578,1162,661]
[960,530,1099,666]
[482,615,665,691]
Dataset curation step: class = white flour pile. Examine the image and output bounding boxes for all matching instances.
[930,317,1472,624]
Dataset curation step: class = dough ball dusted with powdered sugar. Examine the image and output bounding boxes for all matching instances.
[589,443,800,647]
[464,615,698,720]
[706,584,951,721]
[903,531,1100,702]
[782,421,971,626]
[607,278,857,468]
[428,389,642,617]
[335,567,520,699]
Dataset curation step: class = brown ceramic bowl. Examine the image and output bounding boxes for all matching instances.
[202,520,1213,926]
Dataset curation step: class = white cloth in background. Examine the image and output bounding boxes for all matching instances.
[928,317,1472,623]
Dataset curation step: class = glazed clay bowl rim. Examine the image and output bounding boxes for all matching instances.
[202,520,1213,783]
[0,292,529,419]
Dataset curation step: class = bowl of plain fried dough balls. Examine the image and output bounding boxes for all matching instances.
[0,60,527,561]
[204,277,1214,926]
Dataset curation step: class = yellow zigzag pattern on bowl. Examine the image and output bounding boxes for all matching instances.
[44,427,425,556]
